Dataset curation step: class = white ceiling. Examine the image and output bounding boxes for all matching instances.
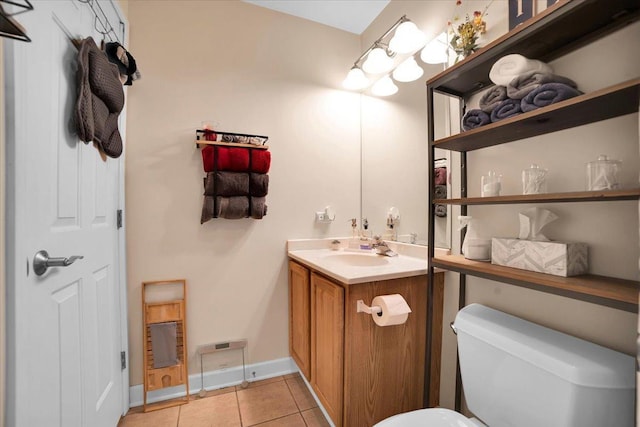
[242,0,390,34]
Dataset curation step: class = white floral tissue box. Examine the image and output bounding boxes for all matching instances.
[491,238,588,277]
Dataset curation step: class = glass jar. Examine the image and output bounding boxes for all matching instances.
[481,171,502,197]
[522,164,548,195]
[586,155,621,191]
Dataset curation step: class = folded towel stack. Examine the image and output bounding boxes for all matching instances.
[200,145,270,222]
[461,109,490,131]
[434,165,447,218]
[204,172,250,197]
[507,71,578,100]
[490,98,522,122]
[434,167,447,186]
[489,54,552,86]
[479,85,507,113]
[461,54,581,131]
[251,150,271,174]
[521,82,583,112]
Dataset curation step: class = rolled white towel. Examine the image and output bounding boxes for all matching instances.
[489,54,552,86]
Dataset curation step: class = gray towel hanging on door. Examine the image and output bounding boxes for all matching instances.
[149,322,179,369]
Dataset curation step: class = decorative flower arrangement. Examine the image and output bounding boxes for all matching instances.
[449,0,493,62]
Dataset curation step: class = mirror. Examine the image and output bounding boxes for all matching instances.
[361,63,453,248]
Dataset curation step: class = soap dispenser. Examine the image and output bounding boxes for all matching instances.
[350,218,358,238]
[383,214,396,241]
[361,218,370,241]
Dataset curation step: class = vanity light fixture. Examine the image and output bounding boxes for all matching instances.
[343,66,370,90]
[420,32,449,64]
[392,57,424,82]
[343,15,427,96]
[362,45,394,74]
[371,75,398,97]
[388,20,427,54]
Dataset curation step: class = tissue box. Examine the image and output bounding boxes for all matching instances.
[491,238,588,277]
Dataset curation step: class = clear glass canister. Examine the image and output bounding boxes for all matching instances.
[586,155,621,191]
[522,164,548,195]
[481,170,502,197]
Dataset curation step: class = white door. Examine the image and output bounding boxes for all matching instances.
[4,1,127,426]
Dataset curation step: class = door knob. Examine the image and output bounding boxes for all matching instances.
[33,250,84,276]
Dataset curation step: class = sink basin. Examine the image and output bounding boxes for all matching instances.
[325,253,389,267]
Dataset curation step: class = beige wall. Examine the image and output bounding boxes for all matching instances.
[361,0,639,410]
[118,0,128,19]
[125,1,361,385]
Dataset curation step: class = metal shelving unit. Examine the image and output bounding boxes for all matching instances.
[424,0,640,410]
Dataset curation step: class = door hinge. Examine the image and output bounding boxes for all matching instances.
[117,209,123,229]
[121,351,127,370]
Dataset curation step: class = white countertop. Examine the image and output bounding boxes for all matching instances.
[287,238,448,285]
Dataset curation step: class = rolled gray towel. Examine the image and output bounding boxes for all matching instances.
[250,173,269,197]
[479,85,507,113]
[435,205,447,218]
[521,82,583,112]
[216,196,249,219]
[201,195,215,224]
[210,171,249,197]
[434,185,447,200]
[204,172,214,195]
[507,71,577,100]
[251,197,268,219]
[490,98,522,122]
[461,109,491,131]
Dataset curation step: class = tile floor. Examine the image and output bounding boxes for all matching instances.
[119,373,331,427]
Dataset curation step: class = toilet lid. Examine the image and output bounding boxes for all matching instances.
[374,408,478,427]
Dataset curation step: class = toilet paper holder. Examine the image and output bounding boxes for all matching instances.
[357,300,382,315]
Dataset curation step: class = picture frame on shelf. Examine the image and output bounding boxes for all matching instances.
[508,0,535,30]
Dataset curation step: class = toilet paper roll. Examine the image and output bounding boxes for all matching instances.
[371,294,412,327]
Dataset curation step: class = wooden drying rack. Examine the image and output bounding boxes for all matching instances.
[142,279,189,412]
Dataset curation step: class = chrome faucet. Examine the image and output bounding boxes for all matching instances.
[372,235,397,257]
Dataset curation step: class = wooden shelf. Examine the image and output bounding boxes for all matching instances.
[426,0,640,97]
[194,140,269,150]
[432,255,638,313]
[433,79,640,152]
[434,188,640,205]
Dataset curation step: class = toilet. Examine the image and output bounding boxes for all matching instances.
[375,304,635,427]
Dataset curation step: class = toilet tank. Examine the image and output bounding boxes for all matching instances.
[453,304,635,427]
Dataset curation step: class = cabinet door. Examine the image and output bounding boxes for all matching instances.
[289,261,311,380]
[311,273,344,427]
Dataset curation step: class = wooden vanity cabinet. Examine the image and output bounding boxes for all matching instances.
[288,260,444,427]
[289,260,311,380]
[310,273,345,425]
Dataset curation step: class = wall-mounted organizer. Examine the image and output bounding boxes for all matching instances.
[425,0,640,410]
[195,129,271,222]
[142,279,189,412]
[0,0,33,42]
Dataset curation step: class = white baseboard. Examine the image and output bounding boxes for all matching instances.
[296,366,336,427]
[129,357,298,407]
